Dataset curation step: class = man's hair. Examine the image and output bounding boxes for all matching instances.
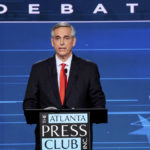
[51,22,76,37]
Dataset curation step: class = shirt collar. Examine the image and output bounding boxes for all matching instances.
[55,54,72,66]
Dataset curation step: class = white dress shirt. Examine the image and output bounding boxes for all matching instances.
[55,54,72,89]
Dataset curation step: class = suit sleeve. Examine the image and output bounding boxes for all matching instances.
[88,64,106,108]
[23,65,40,109]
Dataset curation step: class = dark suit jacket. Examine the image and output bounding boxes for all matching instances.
[23,54,105,150]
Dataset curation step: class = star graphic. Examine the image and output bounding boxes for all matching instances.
[129,115,150,143]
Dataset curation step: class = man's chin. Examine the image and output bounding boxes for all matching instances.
[58,53,67,57]
[57,53,67,59]
[56,52,72,61]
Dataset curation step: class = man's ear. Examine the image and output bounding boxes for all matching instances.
[73,37,76,47]
[51,38,54,47]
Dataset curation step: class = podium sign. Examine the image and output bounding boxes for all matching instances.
[40,112,91,150]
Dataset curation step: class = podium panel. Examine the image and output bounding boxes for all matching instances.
[24,108,107,150]
[40,112,91,150]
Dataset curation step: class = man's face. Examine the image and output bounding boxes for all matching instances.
[51,27,76,60]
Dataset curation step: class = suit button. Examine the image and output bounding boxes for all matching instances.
[62,106,65,109]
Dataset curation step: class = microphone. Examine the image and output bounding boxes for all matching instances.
[65,68,68,74]
[64,68,68,87]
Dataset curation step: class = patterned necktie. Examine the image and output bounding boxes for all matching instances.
[59,63,67,105]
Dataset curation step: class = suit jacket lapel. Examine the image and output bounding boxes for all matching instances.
[65,55,78,103]
[47,56,62,106]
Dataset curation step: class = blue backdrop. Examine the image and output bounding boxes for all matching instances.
[0,22,150,150]
[0,0,150,149]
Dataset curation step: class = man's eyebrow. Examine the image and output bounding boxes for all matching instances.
[64,35,70,37]
[54,35,71,38]
[55,35,60,37]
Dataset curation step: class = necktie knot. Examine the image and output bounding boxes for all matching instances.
[61,63,66,69]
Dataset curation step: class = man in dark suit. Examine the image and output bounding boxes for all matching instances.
[23,22,105,150]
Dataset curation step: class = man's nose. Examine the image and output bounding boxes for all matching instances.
[60,38,64,45]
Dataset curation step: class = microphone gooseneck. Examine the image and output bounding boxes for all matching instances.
[65,68,68,74]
